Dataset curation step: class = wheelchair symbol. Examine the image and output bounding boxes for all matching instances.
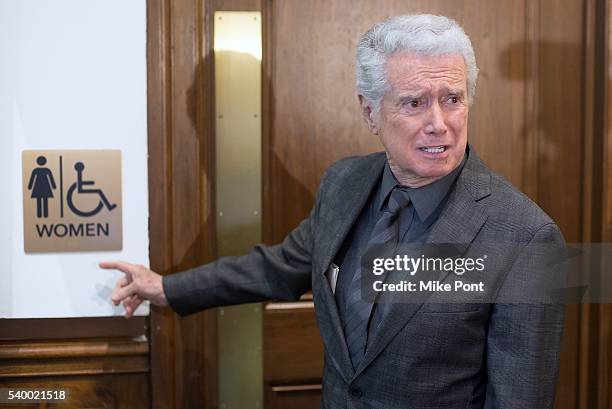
[67,162,117,217]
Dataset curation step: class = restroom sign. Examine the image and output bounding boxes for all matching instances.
[22,150,122,253]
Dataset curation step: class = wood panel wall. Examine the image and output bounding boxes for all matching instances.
[147,0,218,408]
[263,298,324,408]
[596,2,612,408]
[262,0,585,239]
[0,318,150,408]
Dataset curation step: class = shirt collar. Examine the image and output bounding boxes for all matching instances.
[378,149,468,221]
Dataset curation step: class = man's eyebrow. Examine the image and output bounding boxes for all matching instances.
[442,88,466,96]
[397,92,426,102]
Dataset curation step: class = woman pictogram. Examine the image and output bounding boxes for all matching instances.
[27,155,56,218]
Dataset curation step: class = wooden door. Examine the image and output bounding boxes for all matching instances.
[261,1,610,408]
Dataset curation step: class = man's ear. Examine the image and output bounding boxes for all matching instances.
[358,95,379,135]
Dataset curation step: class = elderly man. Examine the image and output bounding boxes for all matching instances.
[101,14,565,408]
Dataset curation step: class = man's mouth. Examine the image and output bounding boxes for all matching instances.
[419,145,447,153]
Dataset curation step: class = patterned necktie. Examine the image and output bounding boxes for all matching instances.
[343,187,411,369]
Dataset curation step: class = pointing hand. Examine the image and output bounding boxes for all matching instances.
[99,261,168,318]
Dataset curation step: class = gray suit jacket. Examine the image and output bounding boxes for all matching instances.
[163,148,565,409]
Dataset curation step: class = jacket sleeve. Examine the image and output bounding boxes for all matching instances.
[161,176,326,317]
[484,223,566,409]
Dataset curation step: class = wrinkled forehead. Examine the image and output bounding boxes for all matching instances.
[385,51,467,93]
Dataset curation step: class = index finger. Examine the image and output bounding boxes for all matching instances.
[99,260,136,280]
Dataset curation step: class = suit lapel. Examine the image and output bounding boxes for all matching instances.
[352,148,491,380]
[314,152,386,382]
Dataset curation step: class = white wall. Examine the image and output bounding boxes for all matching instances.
[0,0,149,318]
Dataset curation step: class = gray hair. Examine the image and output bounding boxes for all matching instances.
[356,14,479,113]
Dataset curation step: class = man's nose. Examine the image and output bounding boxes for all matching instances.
[423,102,447,135]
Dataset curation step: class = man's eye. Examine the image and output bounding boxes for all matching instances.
[447,95,460,104]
